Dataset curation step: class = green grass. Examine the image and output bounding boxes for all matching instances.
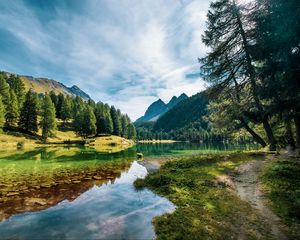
[135,153,273,240]
[261,159,300,239]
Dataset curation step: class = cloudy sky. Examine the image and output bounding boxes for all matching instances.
[0,0,211,120]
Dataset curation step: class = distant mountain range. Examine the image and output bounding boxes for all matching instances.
[153,91,208,132]
[3,71,91,100]
[135,93,188,123]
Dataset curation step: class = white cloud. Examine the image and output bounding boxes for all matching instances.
[0,0,211,120]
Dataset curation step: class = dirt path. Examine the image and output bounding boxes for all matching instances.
[233,158,288,240]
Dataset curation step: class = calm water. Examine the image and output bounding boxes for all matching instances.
[0,142,257,239]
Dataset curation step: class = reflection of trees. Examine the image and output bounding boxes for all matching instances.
[0,159,132,222]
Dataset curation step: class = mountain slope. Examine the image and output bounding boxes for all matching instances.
[3,71,91,100]
[153,91,208,132]
[135,93,188,123]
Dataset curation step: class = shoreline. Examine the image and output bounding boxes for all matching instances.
[0,133,135,152]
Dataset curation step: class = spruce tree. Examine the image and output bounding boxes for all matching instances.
[0,74,10,106]
[18,90,38,133]
[56,93,65,118]
[201,0,276,150]
[110,106,121,136]
[7,75,26,108]
[121,115,128,138]
[5,89,19,128]
[127,123,136,140]
[0,96,5,130]
[41,94,57,141]
[74,106,96,138]
[94,102,104,135]
[104,104,113,134]
[49,91,58,108]
[60,96,72,122]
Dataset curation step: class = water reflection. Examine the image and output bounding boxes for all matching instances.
[0,161,175,240]
[0,142,257,239]
[135,141,259,156]
[0,147,136,221]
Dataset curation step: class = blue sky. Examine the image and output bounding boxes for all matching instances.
[0,0,210,120]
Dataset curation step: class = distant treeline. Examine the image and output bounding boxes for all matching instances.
[0,72,136,140]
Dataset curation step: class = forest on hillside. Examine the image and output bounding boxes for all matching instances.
[0,72,136,141]
[137,0,299,151]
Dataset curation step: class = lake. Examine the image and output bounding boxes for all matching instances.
[0,142,257,239]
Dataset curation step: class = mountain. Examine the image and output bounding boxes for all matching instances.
[135,93,188,123]
[3,71,91,100]
[153,91,208,132]
[20,75,91,100]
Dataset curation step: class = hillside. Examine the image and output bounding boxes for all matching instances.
[135,93,188,122]
[3,71,91,100]
[153,91,208,132]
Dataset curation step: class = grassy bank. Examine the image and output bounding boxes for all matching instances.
[0,131,134,152]
[261,158,300,239]
[135,153,273,239]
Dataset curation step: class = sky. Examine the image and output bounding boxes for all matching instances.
[0,0,211,121]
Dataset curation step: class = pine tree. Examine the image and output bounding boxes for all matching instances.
[49,91,58,108]
[72,96,84,118]
[0,74,10,106]
[201,0,276,150]
[74,106,96,138]
[56,93,65,119]
[60,96,72,122]
[5,89,19,128]
[110,106,121,136]
[18,90,38,133]
[0,96,5,130]
[121,115,128,138]
[7,75,26,108]
[41,94,57,141]
[127,123,136,140]
[104,104,113,134]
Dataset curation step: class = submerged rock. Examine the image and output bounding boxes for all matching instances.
[93,176,102,180]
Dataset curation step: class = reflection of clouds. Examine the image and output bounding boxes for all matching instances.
[115,161,148,184]
[86,199,175,239]
[0,160,175,239]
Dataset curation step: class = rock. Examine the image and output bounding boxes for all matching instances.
[93,176,102,180]
[72,180,81,184]
[26,197,47,206]
[6,192,20,196]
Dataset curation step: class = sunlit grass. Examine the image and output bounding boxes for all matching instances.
[135,152,273,239]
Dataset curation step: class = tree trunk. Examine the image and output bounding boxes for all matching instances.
[284,116,295,148]
[239,118,267,147]
[294,114,300,149]
[234,4,277,150]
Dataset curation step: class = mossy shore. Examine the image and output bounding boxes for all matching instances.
[0,131,134,152]
[135,152,298,240]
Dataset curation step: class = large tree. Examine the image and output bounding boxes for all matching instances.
[7,75,26,108]
[18,90,38,133]
[254,0,300,148]
[60,96,72,123]
[201,0,277,150]
[74,106,96,138]
[5,89,19,128]
[110,106,121,136]
[41,94,57,141]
